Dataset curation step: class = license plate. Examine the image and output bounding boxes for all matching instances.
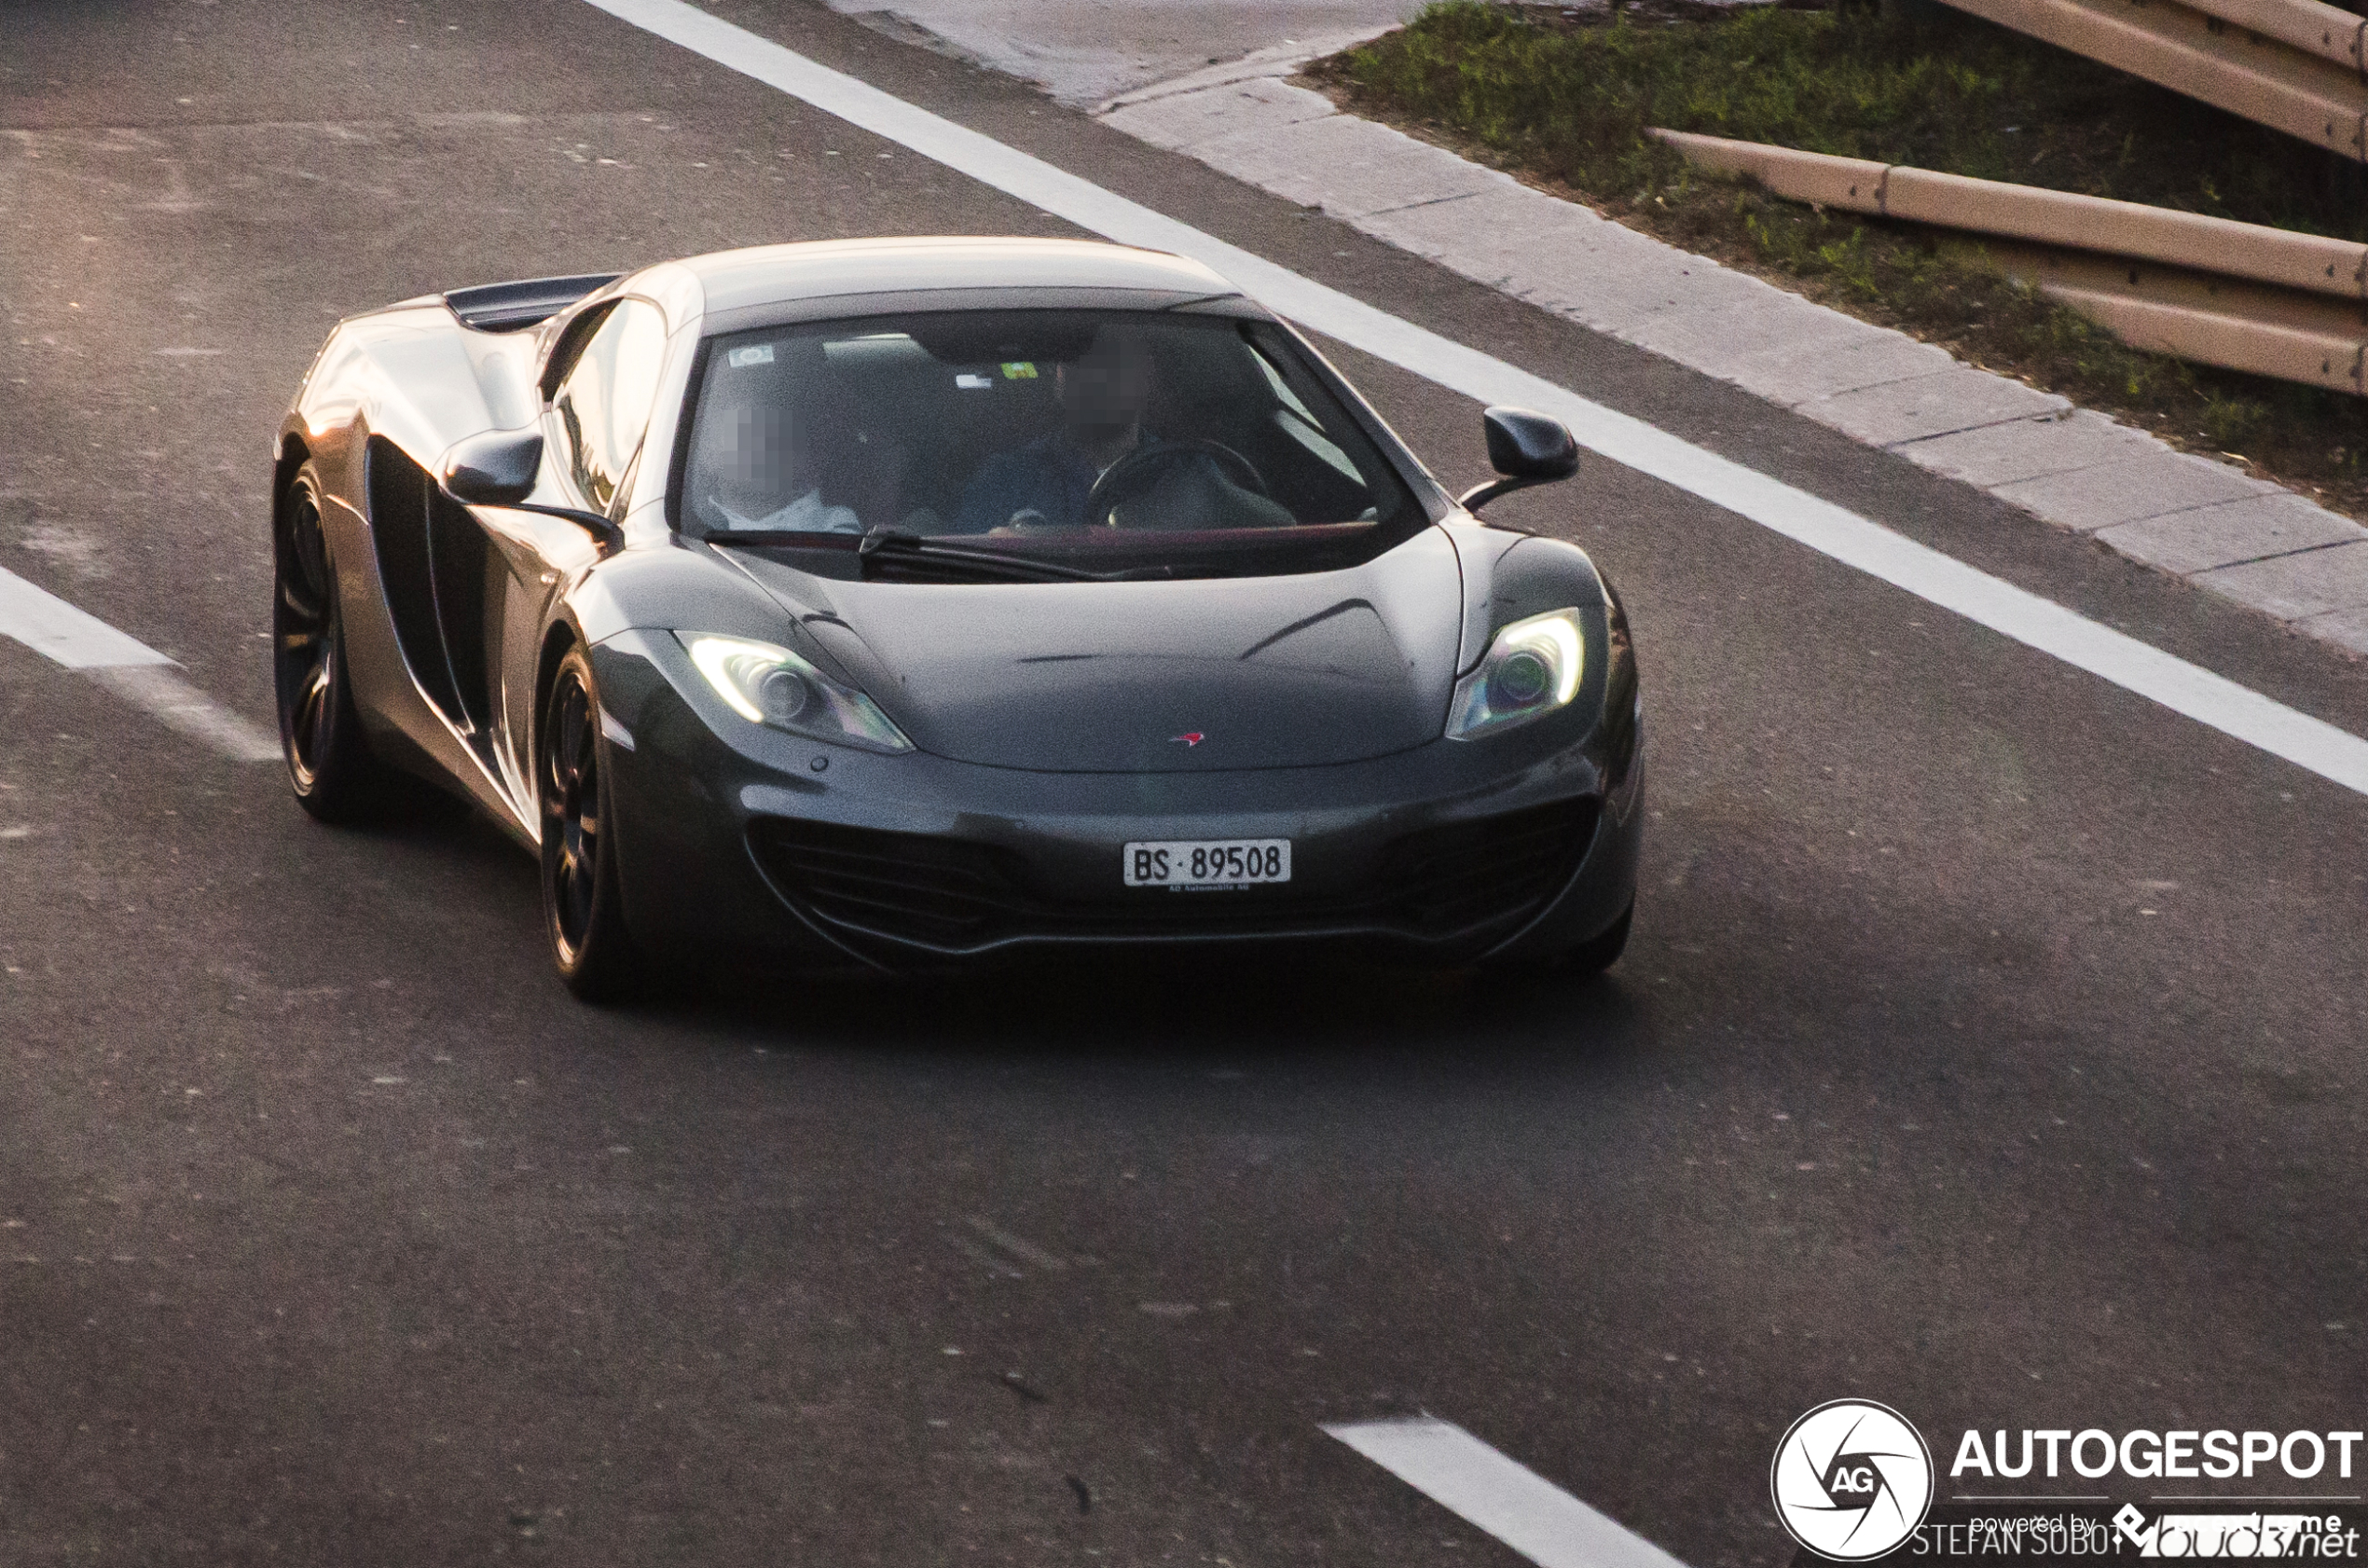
[1122,838,1291,888]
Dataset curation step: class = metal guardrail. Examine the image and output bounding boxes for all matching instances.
[1926,0,2368,164]
[1653,129,2367,393]
[2177,0,2368,71]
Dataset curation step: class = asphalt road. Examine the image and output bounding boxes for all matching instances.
[4,2,2367,1564]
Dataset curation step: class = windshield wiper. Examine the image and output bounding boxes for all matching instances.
[853,530,1112,584]
[705,529,1222,583]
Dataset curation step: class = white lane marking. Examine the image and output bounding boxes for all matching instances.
[1327,1416,1690,1568]
[85,666,282,763]
[583,0,2368,797]
[1,564,281,763]
[0,561,174,668]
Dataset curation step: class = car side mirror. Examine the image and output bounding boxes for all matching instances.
[440,428,544,506]
[1457,406,1579,513]
[437,427,626,550]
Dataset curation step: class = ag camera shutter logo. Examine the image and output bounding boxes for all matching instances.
[1771,1400,1936,1561]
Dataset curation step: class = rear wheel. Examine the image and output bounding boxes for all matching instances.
[540,644,646,1001]
[275,462,406,821]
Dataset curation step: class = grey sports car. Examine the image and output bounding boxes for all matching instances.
[272,238,1642,997]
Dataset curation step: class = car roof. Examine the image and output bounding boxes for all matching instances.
[670,237,1241,317]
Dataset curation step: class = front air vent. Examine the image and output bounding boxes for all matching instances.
[747,798,1600,957]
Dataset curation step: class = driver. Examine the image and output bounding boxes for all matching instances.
[952,328,1156,534]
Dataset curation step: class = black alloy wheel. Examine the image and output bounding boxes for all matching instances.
[539,644,644,1000]
[274,462,401,820]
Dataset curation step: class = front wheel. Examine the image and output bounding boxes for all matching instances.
[539,644,647,1001]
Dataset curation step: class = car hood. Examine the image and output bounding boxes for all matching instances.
[726,528,1465,771]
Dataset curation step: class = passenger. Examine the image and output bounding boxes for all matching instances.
[700,396,862,534]
[953,328,1157,533]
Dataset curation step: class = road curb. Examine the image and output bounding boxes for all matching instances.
[1095,67,2368,660]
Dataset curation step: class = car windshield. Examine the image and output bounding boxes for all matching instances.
[676,309,1427,574]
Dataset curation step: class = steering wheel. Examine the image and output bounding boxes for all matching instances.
[1084,439,1269,527]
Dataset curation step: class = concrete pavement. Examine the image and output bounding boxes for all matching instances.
[820,0,1411,103]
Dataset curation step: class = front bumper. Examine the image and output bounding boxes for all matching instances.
[590,630,1642,973]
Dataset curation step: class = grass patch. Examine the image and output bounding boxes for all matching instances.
[1311,0,2368,517]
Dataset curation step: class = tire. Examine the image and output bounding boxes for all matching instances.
[1559,900,1633,977]
[275,461,408,822]
[539,643,646,1001]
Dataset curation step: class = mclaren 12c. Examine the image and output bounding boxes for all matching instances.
[271,238,1644,997]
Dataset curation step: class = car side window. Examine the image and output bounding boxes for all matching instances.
[550,299,668,515]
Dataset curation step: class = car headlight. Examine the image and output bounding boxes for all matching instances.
[677,633,914,754]
[1445,608,1586,740]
